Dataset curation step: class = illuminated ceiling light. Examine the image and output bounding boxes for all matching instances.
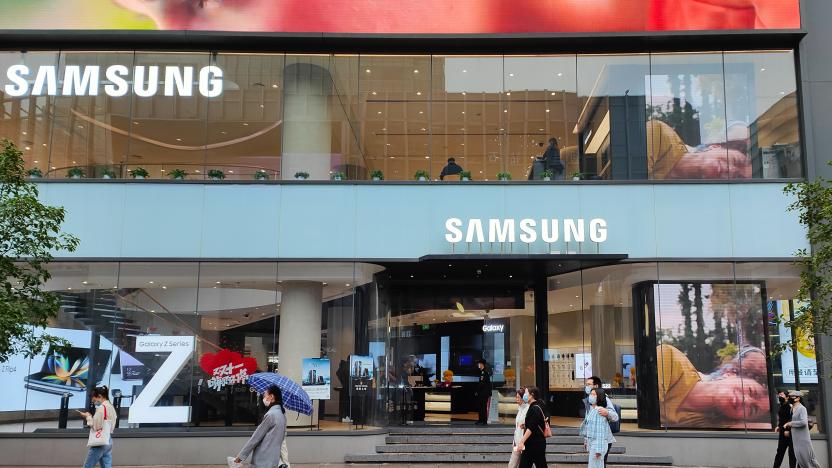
[162,286,167,289]
[259,104,264,108]
[215,281,221,284]
[418,111,424,114]
[509,73,515,77]
[371,91,377,95]
[462,69,467,73]
[424,156,429,159]
[322,282,328,286]
[760,68,766,72]
[148,281,154,284]
[413,69,419,74]
[51,166,56,170]
[242,122,249,126]
[461,111,465,114]
[503,109,508,113]
[416,91,421,96]
[365,68,371,73]
[72,161,76,164]
[81,281,89,285]
[381,128,386,131]
[546,109,550,113]
[77,125,84,129]
[33,160,38,163]
[195,170,201,173]
[67,287,72,290]
[551,92,556,95]
[160,169,166,172]
[421,128,426,131]
[506,92,511,96]
[389,156,395,159]
[346,283,351,287]
[22,131,27,135]
[272,84,278,88]
[221,131,227,134]
[41,143,47,146]
[377,111,382,115]
[133,121,140,125]
[228,170,234,174]
[175,138,182,141]
[24,146,30,150]
[557,72,563,77]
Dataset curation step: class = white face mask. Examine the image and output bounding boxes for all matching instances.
[263,397,271,407]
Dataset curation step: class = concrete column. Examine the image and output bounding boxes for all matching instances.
[282,62,333,180]
[277,281,323,425]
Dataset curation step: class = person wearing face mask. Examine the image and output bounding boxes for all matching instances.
[516,387,548,468]
[783,390,821,468]
[508,387,529,468]
[78,386,117,468]
[580,388,616,468]
[772,390,796,468]
[234,385,287,468]
[582,376,618,465]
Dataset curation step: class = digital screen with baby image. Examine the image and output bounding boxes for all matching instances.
[654,282,770,429]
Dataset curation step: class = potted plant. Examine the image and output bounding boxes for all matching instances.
[294,171,309,180]
[208,169,225,180]
[100,168,116,179]
[414,169,429,181]
[541,169,554,181]
[459,171,471,181]
[254,170,269,181]
[370,170,384,181]
[67,167,85,179]
[26,168,42,179]
[129,167,149,179]
[571,171,582,181]
[331,171,346,181]
[497,171,512,181]
[169,169,188,180]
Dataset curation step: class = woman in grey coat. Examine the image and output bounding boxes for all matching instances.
[234,385,287,468]
[784,390,821,468]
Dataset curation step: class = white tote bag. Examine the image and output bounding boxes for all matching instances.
[87,406,111,447]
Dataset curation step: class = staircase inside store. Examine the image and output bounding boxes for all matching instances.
[60,290,142,342]
[345,425,673,465]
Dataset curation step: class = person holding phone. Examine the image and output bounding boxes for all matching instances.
[79,386,117,468]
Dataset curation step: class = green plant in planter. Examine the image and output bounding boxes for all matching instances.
[294,171,310,180]
[541,169,554,180]
[496,171,512,181]
[100,168,116,179]
[67,167,85,179]
[129,167,149,179]
[254,170,269,180]
[370,170,384,181]
[570,171,582,180]
[414,169,430,181]
[459,171,472,181]
[207,169,225,180]
[169,169,188,180]
[26,168,43,178]
[331,171,346,181]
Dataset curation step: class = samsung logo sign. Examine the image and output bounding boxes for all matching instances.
[444,218,608,244]
[4,65,223,98]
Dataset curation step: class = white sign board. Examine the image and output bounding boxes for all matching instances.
[128,335,195,424]
[575,353,593,380]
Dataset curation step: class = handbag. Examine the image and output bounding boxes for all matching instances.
[609,403,622,434]
[87,405,111,447]
[536,405,553,438]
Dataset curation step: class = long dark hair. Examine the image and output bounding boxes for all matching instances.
[265,385,285,414]
[592,387,608,409]
[92,386,109,400]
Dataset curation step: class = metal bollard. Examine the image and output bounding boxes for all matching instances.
[58,393,72,429]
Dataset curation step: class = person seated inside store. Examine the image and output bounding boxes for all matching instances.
[439,158,464,180]
[657,344,770,428]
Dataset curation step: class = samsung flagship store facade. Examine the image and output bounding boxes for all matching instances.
[0,0,828,466]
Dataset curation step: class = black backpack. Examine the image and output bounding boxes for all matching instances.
[608,403,622,433]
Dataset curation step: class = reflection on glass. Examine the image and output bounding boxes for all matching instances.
[724,51,801,179]
[576,54,650,180]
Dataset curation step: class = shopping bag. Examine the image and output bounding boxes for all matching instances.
[227,456,243,468]
[87,406,111,447]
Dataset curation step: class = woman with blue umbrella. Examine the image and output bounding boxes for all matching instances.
[233,385,287,468]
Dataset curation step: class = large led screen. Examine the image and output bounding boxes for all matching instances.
[655,282,770,429]
[0,0,800,33]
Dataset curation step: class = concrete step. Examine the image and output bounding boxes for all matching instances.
[377,444,626,454]
[386,434,585,445]
[345,453,673,465]
[389,425,579,436]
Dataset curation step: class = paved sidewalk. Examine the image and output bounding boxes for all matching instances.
[39,465,711,468]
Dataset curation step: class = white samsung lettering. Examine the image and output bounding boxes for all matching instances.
[446,218,608,245]
[482,324,505,333]
[3,64,223,98]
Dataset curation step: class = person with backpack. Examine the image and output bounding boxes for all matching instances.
[516,387,549,468]
[582,376,619,464]
[79,386,117,468]
[580,388,616,467]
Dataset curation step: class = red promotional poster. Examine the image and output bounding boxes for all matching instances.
[199,349,258,391]
[0,0,800,33]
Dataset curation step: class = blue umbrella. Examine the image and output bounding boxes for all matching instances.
[247,372,313,415]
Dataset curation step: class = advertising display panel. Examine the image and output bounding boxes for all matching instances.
[0,0,799,33]
[301,358,331,400]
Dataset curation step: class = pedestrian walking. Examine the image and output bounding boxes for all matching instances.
[234,385,288,468]
[516,386,548,468]
[580,388,616,468]
[475,358,493,425]
[773,389,796,468]
[79,386,117,468]
[784,390,821,468]
[509,386,529,468]
[582,376,619,465]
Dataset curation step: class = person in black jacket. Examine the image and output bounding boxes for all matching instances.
[439,158,464,180]
[516,386,548,468]
[475,359,492,425]
[542,138,564,179]
[773,389,796,468]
